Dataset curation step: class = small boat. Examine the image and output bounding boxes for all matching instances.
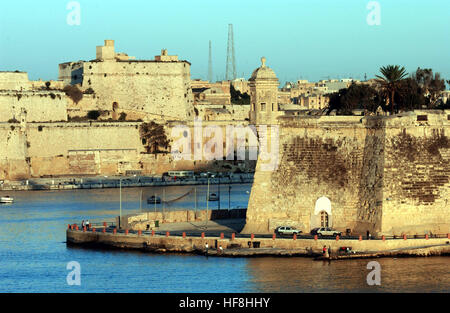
[208,193,219,201]
[147,196,161,204]
[0,196,14,204]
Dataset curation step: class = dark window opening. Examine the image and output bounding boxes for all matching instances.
[417,115,428,121]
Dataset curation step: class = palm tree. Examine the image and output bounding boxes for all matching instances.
[375,65,408,114]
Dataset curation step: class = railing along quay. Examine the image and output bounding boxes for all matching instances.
[68,223,450,242]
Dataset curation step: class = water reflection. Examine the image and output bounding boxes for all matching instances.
[245,257,450,293]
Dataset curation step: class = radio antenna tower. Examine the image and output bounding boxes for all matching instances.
[226,24,236,81]
[208,40,213,82]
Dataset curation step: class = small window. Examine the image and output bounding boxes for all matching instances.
[417,115,428,121]
[260,103,266,111]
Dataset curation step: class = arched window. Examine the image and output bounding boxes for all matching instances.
[320,211,329,228]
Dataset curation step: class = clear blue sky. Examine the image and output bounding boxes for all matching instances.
[0,0,449,85]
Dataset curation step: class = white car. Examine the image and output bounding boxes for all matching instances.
[316,227,341,237]
[276,226,302,236]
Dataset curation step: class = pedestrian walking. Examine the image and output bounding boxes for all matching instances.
[81,220,85,228]
[322,245,329,258]
[205,243,209,256]
[86,220,90,229]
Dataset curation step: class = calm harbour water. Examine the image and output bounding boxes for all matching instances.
[0,184,448,293]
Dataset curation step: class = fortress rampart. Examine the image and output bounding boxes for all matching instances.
[59,41,195,122]
[0,120,255,180]
[243,110,450,236]
[0,90,68,123]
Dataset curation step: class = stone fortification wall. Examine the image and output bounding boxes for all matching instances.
[0,125,30,180]
[243,115,377,235]
[0,72,30,90]
[243,111,450,236]
[121,209,247,231]
[0,120,255,180]
[0,122,142,179]
[26,122,143,177]
[381,111,450,235]
[0,91,68,123]
[195,104,249,121]
[59,59,195,122]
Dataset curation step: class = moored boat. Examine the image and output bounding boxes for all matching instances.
[208,193,219,201]
[147,196,161,204]
[0,196,14,204]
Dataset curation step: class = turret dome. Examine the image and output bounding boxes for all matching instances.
[249,57,278,81]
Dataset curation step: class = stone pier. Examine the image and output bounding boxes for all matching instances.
[66,229,450,258]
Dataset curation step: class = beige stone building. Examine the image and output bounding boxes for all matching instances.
[59,40,195,122]
[297,93,330,110]
[191,80,231,106]
[231,78,250,95]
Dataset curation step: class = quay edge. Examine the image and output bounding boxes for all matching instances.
[66,229,450,258]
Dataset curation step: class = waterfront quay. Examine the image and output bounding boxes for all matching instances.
[0,173,254,191]
[66,224,450,258]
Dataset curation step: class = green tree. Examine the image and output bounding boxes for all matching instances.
[139,122,169,154]
[375,65,408,114]
[413,68,446,108]
[394,78,426,111]
[327,83,382,115]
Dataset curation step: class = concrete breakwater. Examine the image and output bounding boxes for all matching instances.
[0,174,254,191]
[119,209,247,230]
[66,228,450,258]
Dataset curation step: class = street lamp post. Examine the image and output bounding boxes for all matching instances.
[139,189,143,213]
[194,187,197,214]
[119,177,122,229]
[206,178,210,230]
[228,185,231,210]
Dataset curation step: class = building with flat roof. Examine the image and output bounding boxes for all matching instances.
[59,40,195,122]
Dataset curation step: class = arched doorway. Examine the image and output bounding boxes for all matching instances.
[311,196,332,229]
[112,102,119,120]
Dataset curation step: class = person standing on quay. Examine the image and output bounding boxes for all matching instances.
[205,243,209,256]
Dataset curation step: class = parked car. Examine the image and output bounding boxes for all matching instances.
[275,226,302,236]
[313,227,341,237]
